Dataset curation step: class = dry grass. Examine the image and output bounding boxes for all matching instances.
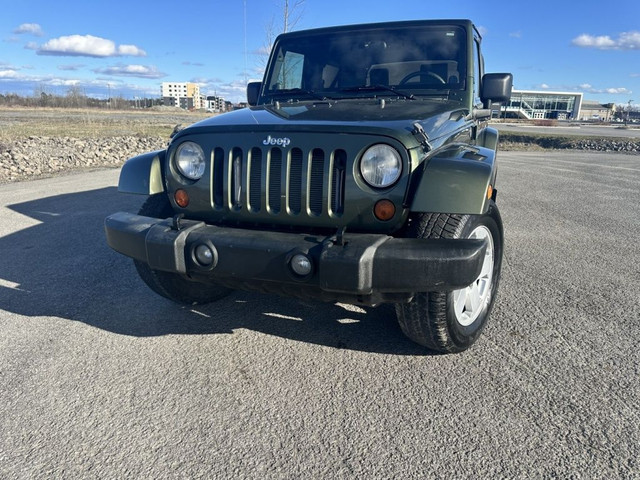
[0,106,212,141]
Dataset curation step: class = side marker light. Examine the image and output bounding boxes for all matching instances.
[374,199,396,221]
[175,189,190,208]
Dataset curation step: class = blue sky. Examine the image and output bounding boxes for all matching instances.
[1,0,639,105]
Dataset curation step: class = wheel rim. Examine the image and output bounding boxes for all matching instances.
[452,225,494,327]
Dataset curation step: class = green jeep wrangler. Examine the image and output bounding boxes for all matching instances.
[105,19,512,353]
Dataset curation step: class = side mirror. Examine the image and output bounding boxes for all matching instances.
[481,73,513,106]
[247,82,262,106]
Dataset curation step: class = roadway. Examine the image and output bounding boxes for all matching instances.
[1,151,639,478]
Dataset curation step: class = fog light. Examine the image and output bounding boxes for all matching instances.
[195,244,214,266]
[290,253,312,276]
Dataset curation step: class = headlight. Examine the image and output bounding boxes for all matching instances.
[359,144,402,188]
[175,142,206,180]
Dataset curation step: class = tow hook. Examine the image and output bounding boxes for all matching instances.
[172,213,185,231]
[333,226,347,246]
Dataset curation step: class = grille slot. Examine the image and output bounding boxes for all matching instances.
[210,145,345,220]
[249,148,262,212]
[231,148,243,209]
[309,149,325,216]
[331,149,347,215]
[268,148,282,213]
[212,147,224,208]
[288,148,303,215]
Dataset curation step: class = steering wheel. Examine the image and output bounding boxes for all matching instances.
[399,70,446,85]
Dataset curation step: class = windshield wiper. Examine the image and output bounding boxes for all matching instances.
[339,85,414,100]
[268,88,329,101]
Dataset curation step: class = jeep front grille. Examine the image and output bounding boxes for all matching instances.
[211,146,346,219]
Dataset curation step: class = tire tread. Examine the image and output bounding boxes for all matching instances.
[395,204,501,353]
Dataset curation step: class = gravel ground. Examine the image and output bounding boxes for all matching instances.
[0,136,167,183]
[1,125,638,184]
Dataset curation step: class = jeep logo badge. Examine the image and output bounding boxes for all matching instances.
[262,135,291,147]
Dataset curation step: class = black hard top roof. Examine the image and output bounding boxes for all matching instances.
[275,19,476,39]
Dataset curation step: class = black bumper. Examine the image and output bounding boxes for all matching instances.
[105,212,486,303]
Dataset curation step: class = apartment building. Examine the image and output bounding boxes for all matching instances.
[161,82,204,110]
[205,95,229,112]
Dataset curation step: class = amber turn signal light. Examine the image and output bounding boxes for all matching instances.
[174,189,190,208]
[374,199,396,221]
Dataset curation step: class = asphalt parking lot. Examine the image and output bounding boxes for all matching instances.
[0,151,638,478]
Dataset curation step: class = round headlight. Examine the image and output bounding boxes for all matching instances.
[360,144,402,188]
[175,142,205,180]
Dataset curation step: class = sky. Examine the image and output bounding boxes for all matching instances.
[1,0,639,106]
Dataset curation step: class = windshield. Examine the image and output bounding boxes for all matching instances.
[263,25,467,102]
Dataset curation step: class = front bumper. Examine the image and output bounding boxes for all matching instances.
[105,212,487,305]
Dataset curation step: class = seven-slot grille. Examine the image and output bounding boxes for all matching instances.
[211,146,347,218]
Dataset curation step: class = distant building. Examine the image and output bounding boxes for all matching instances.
[161,82,203,110]
[502,90,583,120]
[206,95,228,113]
[579,101,616,122]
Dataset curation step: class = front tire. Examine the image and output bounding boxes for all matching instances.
[133,194,233,305]
[395,202,503,353]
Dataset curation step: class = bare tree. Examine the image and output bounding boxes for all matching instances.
[33,84,51,107]
[282,0,305,34]
[66,85,87,108]
[257,0,305,71]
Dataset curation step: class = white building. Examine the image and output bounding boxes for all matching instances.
[503,90,584,120]
[579,101,616,122]
[161,82,203,110]
[206,96,227,113]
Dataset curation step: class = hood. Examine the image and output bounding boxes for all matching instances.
[178,99,469,147]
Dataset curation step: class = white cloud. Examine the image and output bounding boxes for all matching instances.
[48,78,82,87]
[572,31,640,50]
[38,35,116,57]
[117,44,147,57]
[13,23,43,36]
[577,83,632,95]
[93,64,166,79]
[36,35,146,57]
[0,70,21,79]
[605,87,632,94]
[0,67,162,99]
[509,31,522,39]
[533,82,633,97]
[617,31,640,49]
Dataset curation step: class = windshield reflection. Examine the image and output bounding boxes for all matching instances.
[263,25,467,102]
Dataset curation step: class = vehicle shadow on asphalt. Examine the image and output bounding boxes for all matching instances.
[0,186,431,356]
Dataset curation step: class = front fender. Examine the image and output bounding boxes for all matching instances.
[410,144,497,214]
[477,126,499,151]
[118,150,166,195]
